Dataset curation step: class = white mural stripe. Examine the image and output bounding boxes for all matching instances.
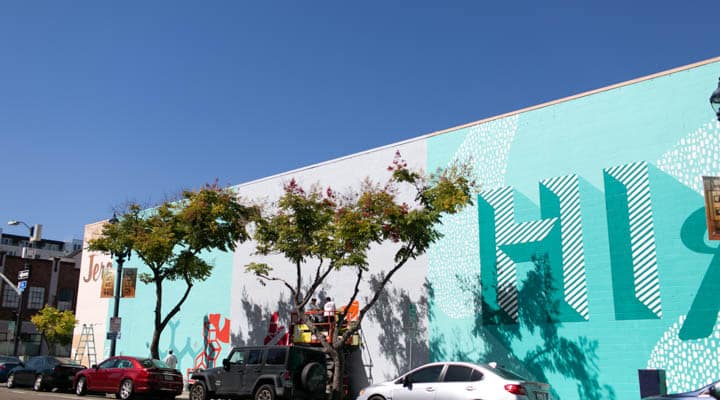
[604,161,662,318]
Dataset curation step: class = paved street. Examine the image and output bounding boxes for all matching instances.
[0,386,189,400]
[0,387,107,400]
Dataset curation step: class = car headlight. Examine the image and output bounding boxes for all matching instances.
[359,388,365,395]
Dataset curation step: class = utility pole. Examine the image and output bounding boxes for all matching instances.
[13,260,30,356]
[108,213,131,357]
[6,220,42,356]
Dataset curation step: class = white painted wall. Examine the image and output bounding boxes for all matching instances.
[231,141,428,382]
[72,221,112,365]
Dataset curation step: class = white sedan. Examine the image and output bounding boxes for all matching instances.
[356,361,550,400]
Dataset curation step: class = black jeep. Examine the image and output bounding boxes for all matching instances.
[189,345,327,400]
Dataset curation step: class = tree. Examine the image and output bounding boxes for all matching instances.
[31,306,77,355]
[246,151,475,399]
[88,182,258,359]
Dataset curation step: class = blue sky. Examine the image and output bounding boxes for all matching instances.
[1,1,718,241]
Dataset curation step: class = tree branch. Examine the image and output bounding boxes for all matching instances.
[340,245,415,343]
[295,260,302,305]
[300,261,335,309]
[159,273,194,332]
[338,267,363,326]
[256,273,297,299]
[313,259,324,288]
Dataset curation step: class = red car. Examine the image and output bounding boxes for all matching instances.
[73,356,182,400]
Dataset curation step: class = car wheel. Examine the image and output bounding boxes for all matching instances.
[189,382,209,400]
[33,374,46,391]
[368,396,385,400]
[301,362,326,393]
[117,379,134,400]
[75,376,87,396]
[254,384,275,400]
[6,373,15,389]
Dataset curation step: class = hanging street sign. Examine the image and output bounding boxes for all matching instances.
[109,317,122,334]
[18,280,27,292]
[17,269,29,281]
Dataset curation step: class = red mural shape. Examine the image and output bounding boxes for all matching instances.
[188,313,231,378]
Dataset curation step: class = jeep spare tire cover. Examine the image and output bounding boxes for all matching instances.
[301,362,325,392]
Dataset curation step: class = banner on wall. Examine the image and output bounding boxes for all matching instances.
[100,266,115,298]
[702,176,720,240]
[121,268,137,298]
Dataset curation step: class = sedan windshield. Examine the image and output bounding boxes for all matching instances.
[140,359,170,369]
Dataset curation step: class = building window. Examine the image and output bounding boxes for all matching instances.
[57,288,74,311]
[27,287,45,310]
[2,287,19,308]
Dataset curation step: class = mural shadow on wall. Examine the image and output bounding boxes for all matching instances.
[231,287,293,346]
[365,274,430,380]
[456,254,615,400]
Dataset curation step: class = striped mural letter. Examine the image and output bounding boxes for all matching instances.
[604,161,662,319]
[540,175,589,320]
[478,174,589,323]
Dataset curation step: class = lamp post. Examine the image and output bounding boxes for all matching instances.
[7,220,41,356]
[108,213,131,357]
[711,77,720,122]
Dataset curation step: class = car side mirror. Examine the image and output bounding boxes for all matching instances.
[709,383,720,399]
[91,364,98,369]
[222,358,230,370]
[403,376,413,388]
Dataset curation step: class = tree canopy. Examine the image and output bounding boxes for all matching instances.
[88,182,258,359]
[246,151,475,399]
[31,306,77,350]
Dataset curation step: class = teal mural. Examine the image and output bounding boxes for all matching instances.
[106,248,234,378]
[427,61,720,399]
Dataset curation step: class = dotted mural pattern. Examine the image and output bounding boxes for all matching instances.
[647,314,720,393]
[650,119,720,391]
[429,115,518,319]
[657,120,720,194]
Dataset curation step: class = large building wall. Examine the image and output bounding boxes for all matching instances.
[427,59,720,399]
[74,57,720,399]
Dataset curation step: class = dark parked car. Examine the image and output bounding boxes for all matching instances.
[6,356,84,391]
[189,345,327,400]
[0,356,23,383]
[73,356,183,400]
[644,380,720,399]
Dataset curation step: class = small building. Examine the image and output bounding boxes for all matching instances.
[0,231,82,355]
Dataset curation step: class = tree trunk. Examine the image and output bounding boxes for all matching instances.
[150,276,194,360]
[329,349,345,400]
[150,278,163,359]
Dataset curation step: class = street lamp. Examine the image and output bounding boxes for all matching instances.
[711,77,720,122]
[6,220,41,356]
[108,213,131,357]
